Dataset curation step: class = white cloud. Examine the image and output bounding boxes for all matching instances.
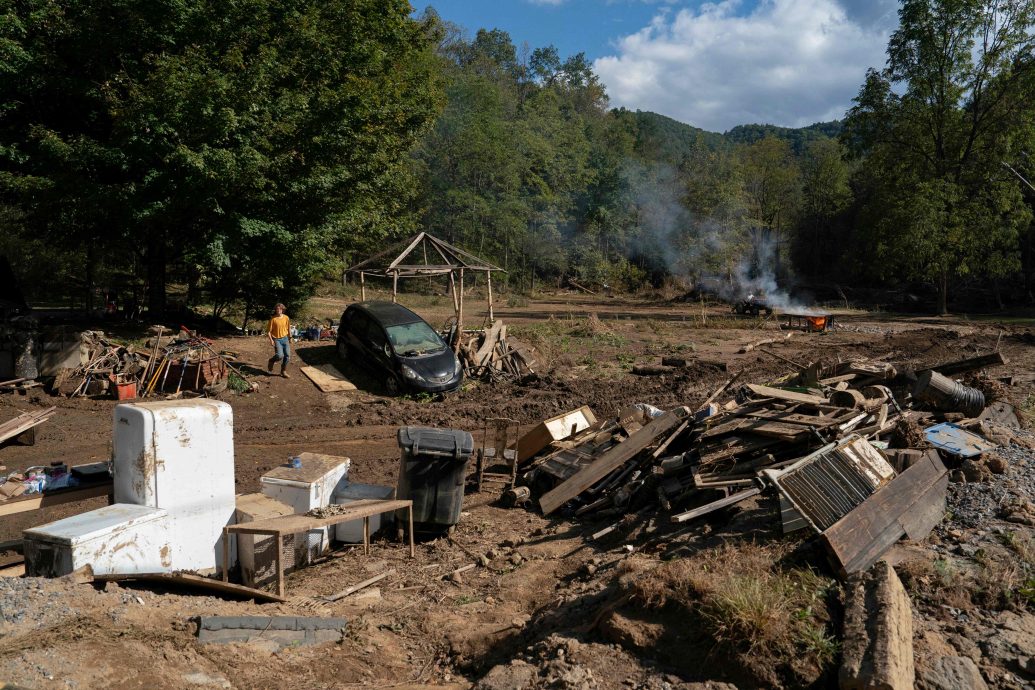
[593,0,895,131]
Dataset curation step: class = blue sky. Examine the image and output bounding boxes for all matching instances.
[415,1,900,132]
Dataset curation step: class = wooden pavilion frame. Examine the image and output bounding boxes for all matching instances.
[346,232,505,350]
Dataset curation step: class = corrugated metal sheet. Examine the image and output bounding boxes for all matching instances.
[767,435,896,533]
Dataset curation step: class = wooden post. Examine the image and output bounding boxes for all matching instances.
[392,271,398,303]
[487,271,494,322]
[221,527,230,582]
[360,272,366,301]
[448,271,459,314]
[408,505,415,558]
[455,269,464,353]
[363,516,370,555]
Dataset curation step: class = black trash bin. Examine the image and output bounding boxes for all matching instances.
[396,426,474,532]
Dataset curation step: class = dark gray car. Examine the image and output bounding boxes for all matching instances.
[336,301,463,394]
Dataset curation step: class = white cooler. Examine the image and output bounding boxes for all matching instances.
[260,453,349,563]
[112,399,237,573]
[24,504,170,577]
[332,483,396,543]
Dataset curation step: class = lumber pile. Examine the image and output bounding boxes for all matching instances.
[512,348,1011,577]
[457,320,536,382]
[0,406,56,445]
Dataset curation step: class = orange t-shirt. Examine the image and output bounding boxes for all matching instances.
[268,315,290,339]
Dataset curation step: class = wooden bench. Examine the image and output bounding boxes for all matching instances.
[222,498,415,596]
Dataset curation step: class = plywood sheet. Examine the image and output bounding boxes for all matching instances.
[300,364,356,392]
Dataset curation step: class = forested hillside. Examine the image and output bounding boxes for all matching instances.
[2,0,1034,316]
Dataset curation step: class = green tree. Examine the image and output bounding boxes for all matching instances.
[844,0,1035,313]
[0,0,441,316]
[739,137,801,280]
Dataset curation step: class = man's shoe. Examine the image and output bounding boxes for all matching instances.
[267,357,276,374]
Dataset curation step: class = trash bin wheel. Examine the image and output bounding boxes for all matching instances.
[336,339,349,361]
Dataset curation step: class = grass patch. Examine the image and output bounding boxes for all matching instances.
[619,542,838,687]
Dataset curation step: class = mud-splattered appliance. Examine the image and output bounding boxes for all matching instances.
[23,400,237,577]
[111,399,237,573]
[23,504,170,577]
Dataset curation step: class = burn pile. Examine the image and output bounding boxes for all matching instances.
[512,349,1015,576]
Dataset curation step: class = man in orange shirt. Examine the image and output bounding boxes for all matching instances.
[266,303,292,378]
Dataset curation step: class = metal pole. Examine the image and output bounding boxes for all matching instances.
[360,272,366,301]
[392,271,398,304]
[455,269,464,353]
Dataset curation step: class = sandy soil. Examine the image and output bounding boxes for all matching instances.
[0,293,1033,689]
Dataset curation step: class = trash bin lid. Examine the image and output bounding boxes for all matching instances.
[397,426,474,460]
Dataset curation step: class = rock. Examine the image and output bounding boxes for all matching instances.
[475,660,536,690]
[509,552,524,566]
[839,560,914,690]
[917,656,987,690]
[182,672,232,689]
[946,633,982,664]
[985,455,1008,474]
[961,460,988,483]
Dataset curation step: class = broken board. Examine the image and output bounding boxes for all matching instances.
[300,364,357,392]
[821,451,948,577]
[539,407,689,515]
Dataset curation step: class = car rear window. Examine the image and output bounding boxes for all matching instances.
[386,321,445,355]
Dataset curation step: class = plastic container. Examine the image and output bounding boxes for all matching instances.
[396,427,474,531]
[332,483,396,542]
[115,380,137,400]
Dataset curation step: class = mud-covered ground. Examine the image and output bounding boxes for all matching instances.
[0,294,1033,689]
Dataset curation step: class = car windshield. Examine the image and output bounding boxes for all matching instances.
[386,321,445,355]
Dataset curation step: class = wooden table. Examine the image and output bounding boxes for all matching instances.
[222,498,415,597]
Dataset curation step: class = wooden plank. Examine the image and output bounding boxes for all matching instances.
[226,499,413,536]
[821,452,947,576]
[299,365,356,392]
[671,488,761,523]
[474,321,505,366]
[322,569,394,602]
[923,351,1007,377]
[0,482,113,517]
[744,384,827,405]
[539,408,689,515]
[97,572,286,603]
[729,409,839,428]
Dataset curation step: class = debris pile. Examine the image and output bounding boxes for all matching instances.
[55,327,251,399]
[457,320,537,382]
[515,349,1016,576]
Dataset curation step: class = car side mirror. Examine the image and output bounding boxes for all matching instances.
[383,343,391,357]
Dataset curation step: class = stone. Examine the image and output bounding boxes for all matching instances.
[985,455,1008,474]
[839,560,914,690]
[946,633,982,664]
[918,656,988,690]
[475,659,536,690]
[182,672,232,689]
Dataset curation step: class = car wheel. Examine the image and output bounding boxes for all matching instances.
[384,374,401,396]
